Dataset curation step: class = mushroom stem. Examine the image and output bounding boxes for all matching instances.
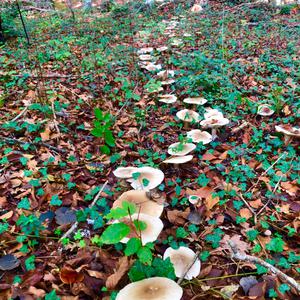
[211,128,217,140]
[183,122,188,130]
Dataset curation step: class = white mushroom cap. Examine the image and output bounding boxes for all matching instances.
[189,195,201,205]
[113,167,137,179]
[119,213,163,245]
[200,116,229,128]
[139,54,155,61]
[147,86,164,93]
[164,247,201,280]
[275,125,300,137]
[176,109,200,123]
[157,46,168,52]
[158,94,177,104]
[204,108,223,119]
[183,97,207,105]
[116,277,183,300]
[190,4,203,12]
[113,190,164,217]
[168,142,196,156]
[129,166,165,190]
[137,47,154,54]
[257,104,275,116]
[171,39,183,46]
[141,63,162,72]
[187,130,212,144]
[161,79,176,86]
[163,155,193,164]
[157,70,175,79]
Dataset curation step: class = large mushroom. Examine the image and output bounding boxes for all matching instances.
[275,125,300,145]
[139,54,155,61]
[129,166,164,191]
[204,108,223,119]
[137,47,154,55]
[116,277,183,300]
[113,190,164,217]
[176,109,200,129]
[200,115,229,138]
[113,167,137,179]
[157,70,175,79]
[183,97,207,109]
[163,247,201,280]
[168,142,196,156]
[118,213,163,245]
[187,129,212,144]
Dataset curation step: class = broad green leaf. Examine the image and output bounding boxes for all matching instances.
[100,223,130,244]
[124,238,142,256]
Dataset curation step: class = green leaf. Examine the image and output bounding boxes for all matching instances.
[50,195,62,206]
[266,237,285,253]
[132,172,141,180]
[25,255,35,271]
[137,246,152,265]
[133,220,147,232]
[104,130,115,147]
[278,283,290,294]
[45,290,60,300]
[100,223,130,244]
[94,108,103,120]
[100,144,111,154]
[17,197,30,210]
[268,289,278,298]
[124,238,142,256]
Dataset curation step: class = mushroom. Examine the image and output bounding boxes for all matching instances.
[257,104,275,116]
[188,195,201,205]
[275,125,300,145]
[171,39,183,47]
[163,155,193,170]
[168,142,196,156]
[187,129,212,144]
[176,109,200,129]
[183,97,207,108]
[158,94,177,104]
[157,70,175,79]
[118,213,163,245]
[116,277,183,300]
[113,167,137,179]
[161,79,176,86]
[204,108,223,119]
[163,246,201,280]
[200,116,229,138]
[139,54,155,61]
[141,63,162,72]
[128,166,165,191]
[113,190,164,217]
[190,4,203,12]
[137,47,154,55]
[157,46,169,52]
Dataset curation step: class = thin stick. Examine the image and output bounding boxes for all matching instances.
[177,250,200,285]
[51,101,61,136]
[238,193,257,223]
[11,106,28,122]
[228,240,300,293]
[16,1,30,46]
[59,181,109,243]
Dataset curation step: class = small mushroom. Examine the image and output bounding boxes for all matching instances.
[190,4,203,12]
[141,63,162,72]
[157,70,175,79]
[113,190,164,217]
[118,213,163,245]
[137,47,154,55]
[200,116,229,138]
[163,155,193,164]
[156,46,168,52]
[176,109,200,129]
[275,125,300,145]
[116,277,183,300]
[128,166,164,191]
[168,142,196,156]
[257,104,275,116]
[163,246,201,279]
[188,195,201,205]
[161,79,176,86]
[158,94,177,104]
[187,129,212,144]
[139,54,155,61]
[183,97,207,109]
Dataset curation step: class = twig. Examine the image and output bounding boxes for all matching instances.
[51,101,61,136]
[231,121,249,133]
[21,6,56,12]
[246,152,287,193]
[177,250,200,285]
[238,193,257,224]
[59,181,109,243]
[11,106,28,122]
[228,240,300,293]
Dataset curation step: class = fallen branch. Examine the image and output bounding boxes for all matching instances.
[21,6,56,12]
[11,106,28,122]
[228,240,300,293]
[59,181,109,243]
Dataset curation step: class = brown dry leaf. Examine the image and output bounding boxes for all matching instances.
[240,208,253,220]
[249,199,263,209]
[28,286,46,298]
[0,210,13,220]
[85,270,106,280]
[281,181,299,196]
[187,186,213,199]
[106,256,132,290]
[204,194,219,211]
[60,266,84,284]
[220,234,248,254]
[201,152,216,161]
[41,126,51,141]
[167,208,190,225]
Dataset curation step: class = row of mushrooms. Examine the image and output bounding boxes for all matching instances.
[113,165,201,300]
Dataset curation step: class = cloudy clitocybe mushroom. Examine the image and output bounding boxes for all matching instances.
[257,104,275,116]
[113,190,164,217]
[163,246,201,279]
[168,142,196,156]
[116,277,183,300]
[137,47,154,55]
[183,97,207,110]
[158,94,177,104]
[200,115,229,139]
[176,109,200,129]
[204,108,223,119]
[187,129,212,144]
[275,125,300,145]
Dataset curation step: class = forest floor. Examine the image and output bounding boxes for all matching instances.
[0,1,299,299]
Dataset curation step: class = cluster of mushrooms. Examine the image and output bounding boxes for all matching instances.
[113,166,201,299]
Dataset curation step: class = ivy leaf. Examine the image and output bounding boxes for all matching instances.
[137,246,152,265]
[132,172,141,180]
[100,223,130,244]
[17,197,30,210]
[278,283,290,294]
[266,237,285,253]
[50,195,62,206]
[25,255,35,271]
[124,238,142,256]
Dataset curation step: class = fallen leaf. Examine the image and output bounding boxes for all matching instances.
[60,266,84,284]
[240,208,253,220]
